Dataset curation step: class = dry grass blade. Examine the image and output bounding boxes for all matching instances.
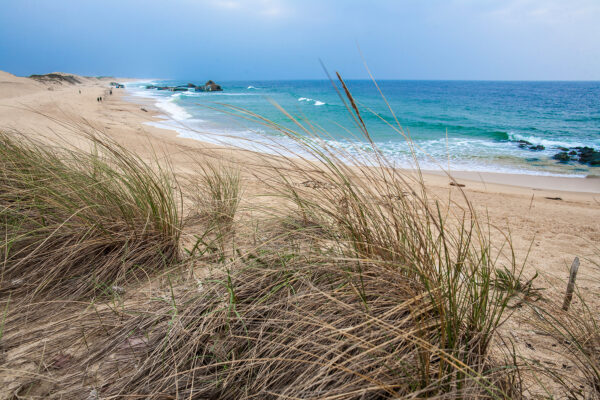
[51,255,516,399]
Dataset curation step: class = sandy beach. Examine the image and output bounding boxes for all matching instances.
[1,70,599,396]
[1,71,598,275]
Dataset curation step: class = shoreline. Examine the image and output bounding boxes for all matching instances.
[123,84,600,195]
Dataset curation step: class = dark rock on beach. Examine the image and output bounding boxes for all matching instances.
[529,145,545,151]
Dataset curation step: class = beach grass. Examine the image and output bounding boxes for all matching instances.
[0,78,597,399]
[0,130,182,301]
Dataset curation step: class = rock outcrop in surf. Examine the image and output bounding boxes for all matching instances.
[197,80,222,92]
[552,147,600,166]
[145,80,223,92]
[513,138,600,167]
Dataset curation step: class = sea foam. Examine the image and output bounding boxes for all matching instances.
[155,96,192,120]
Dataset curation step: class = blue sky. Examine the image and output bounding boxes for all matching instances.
[1,0,599,80]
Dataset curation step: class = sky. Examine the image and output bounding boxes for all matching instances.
[1,0,599,80]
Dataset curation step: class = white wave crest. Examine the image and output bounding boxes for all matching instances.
[298,97,326,106]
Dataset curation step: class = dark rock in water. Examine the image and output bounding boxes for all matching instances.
[196,80,223,92]
[517,140,532,148]
[147,80,222,93]
[516,140,544,151]
[558,147,569,152]
[577,147,600,165]
[582,152,600,166]
[550,146,600,167]
[553,152,571,163]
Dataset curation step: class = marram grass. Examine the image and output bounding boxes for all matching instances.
[3,77,598,398]
[0,130,182,300]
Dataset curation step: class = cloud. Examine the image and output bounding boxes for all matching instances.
[481,0,600,24]
[205,0,289,18]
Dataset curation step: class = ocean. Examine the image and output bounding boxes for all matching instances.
[125,80,600,177]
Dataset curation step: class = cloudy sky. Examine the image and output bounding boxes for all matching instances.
[1,0,599,80]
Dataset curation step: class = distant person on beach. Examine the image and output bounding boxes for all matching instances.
[109,89,112,95]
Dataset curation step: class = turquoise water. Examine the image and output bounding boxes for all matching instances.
[126,80,600,176]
